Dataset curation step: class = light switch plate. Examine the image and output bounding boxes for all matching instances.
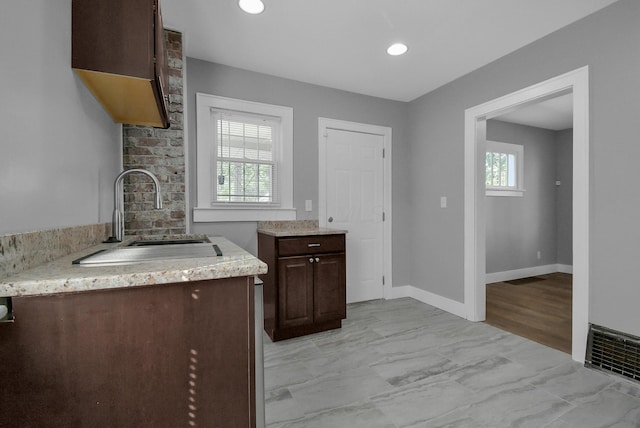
[440,196,447,208]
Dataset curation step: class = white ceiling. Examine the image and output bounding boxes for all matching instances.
[161,0,618,102]
[495,93,574,131]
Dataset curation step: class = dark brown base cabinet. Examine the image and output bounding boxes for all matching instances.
[0,277,255,428]
[258,233,346,342]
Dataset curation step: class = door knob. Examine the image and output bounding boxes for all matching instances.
[328,217,333,223]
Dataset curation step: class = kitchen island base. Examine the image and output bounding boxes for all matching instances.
[0,277,255,428]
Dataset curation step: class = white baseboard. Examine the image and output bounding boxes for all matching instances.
[557,264,573,274]
[390,285,466,319]
[486,264,573,284]
[388,264,573,321]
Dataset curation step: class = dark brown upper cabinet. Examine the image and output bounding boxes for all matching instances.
[72,0,170,128]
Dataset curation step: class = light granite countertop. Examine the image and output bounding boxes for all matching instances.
[0,236,267,298]
[257,227,347,237]
[257,220,347,237]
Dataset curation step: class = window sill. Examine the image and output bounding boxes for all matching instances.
[486,190,524,197]
[193,207,297,223]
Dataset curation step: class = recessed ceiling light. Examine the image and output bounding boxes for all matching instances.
[238,0,265,14]
[387,43,408,56]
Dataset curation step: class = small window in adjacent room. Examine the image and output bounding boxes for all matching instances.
[485,140,524,197]
[195,93,295,222]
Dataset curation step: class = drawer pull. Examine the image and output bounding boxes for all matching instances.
[308,243,321,247]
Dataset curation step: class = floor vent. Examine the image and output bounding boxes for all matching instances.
[586,323,640,383]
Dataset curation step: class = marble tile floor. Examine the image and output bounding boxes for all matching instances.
[263,298,640,428]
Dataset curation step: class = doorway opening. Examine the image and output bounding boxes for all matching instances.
[464,67,589,362]
[483,92,574,354]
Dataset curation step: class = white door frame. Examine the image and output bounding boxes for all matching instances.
[318,117,393,300]
[464,66,589,362]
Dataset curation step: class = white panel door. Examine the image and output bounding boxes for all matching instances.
[325,128,384,303]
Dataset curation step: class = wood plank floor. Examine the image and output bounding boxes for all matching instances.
[485,272,572,354]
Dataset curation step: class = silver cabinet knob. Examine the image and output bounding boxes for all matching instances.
[328,217,333,223]
[315,257,320,263]
[309,258,314,263]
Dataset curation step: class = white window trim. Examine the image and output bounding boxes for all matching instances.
[486,190,524,197]
[194,93,295,222]
[485,140,524,197]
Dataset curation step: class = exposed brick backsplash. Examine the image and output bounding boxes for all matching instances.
[122,30,185,237]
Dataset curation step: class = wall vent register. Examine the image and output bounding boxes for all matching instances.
[586,323,640,383]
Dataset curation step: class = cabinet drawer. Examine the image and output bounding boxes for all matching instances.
[278,235,345,256]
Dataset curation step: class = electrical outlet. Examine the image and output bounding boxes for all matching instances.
[305,200,312,212]
[537,251,541,260]
[440,196,447,208]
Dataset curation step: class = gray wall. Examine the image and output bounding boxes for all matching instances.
[408,0,640,335]
[0,0,121,235]
[556,129,573,266]
[485,120,559,274]
[186,59,411,285]
[4,0,635,338]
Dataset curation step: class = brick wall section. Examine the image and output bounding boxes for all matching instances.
[122,30,185,237]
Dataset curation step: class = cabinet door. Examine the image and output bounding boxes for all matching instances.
[0,285,188,427]
[154,0,169,115]
[278,256,314,328]
[313,253,347,323]
[72,0,154,79]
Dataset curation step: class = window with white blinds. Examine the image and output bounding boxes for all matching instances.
[195,93,294,222]
[213,111,279,204]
